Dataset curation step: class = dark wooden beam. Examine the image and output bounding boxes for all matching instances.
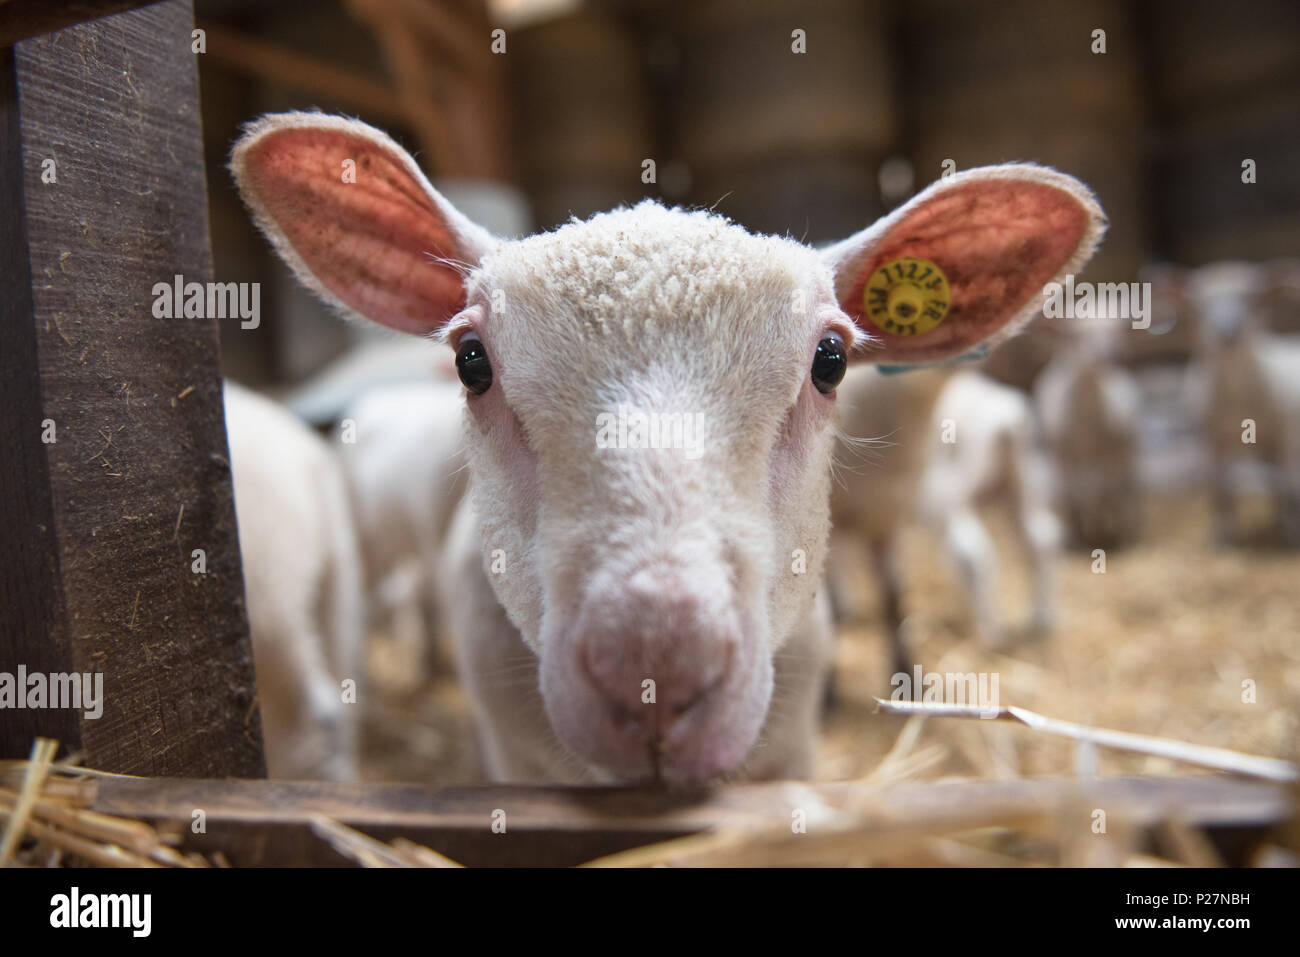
[88,775,1293,867]
[0,0,166,47]
[0,0,264,777]
[196,21,411,129]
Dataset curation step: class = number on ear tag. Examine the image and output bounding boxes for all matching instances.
[864,257,951,337]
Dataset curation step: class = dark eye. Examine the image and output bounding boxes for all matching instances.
[811,334,847,394]
[455,335,493,395]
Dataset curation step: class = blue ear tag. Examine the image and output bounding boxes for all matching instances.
[875,342,989,375]
[955,343,990,363]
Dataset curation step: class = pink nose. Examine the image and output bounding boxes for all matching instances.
[571,563,742,774]
[580,631,733,734]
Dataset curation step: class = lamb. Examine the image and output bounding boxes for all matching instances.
[829,365,950,679]
[231,112,1104,783]
[921,370,1059,643]
[224,381,365,780]
[1034,326,1143,549]
[335,377,468,672]
[830,366,1058,679]
[1187,262,1300,545]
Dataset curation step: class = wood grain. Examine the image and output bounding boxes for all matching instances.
[0,0,265,777]
[0,0,165,46]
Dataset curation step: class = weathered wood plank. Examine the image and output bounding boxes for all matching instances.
[0,45,78,755]
[89,775,1292,867]
[0,0,264,776]
[0,0,166,47]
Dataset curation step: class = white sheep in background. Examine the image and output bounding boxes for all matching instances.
[831,366,1058,680]
[829,365,950,679]
[335,377,468,673]
[232,112,1104,783]
[1034,325,1143,549]
[1129,262,1199,363]
[922,369,1059,642]
[224,382,364,780]
[1187,262,1300,545]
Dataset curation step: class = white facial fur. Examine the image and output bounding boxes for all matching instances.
[444,203,857,778]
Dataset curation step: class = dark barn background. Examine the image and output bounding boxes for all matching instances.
[193,0,1300,389]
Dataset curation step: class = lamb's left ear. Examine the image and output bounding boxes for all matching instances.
[822,164,1106,369]
[230,112,495,336]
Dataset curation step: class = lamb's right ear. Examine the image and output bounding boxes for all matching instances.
[230,112,495,336]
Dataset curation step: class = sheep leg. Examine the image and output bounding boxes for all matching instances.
[944,509,1007,648]
[1212,467,1237,546]
[869,536,912,686]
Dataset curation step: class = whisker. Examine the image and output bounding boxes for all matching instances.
[424,251,475,279]
[829,425,897,489]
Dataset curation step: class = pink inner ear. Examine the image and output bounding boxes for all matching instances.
[844,180,1091,364]
[242,127,467,335]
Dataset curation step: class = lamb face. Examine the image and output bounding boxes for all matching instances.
[232,112,1104,781]
[451,206,851,777]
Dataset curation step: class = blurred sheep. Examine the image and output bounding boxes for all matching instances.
[831,365,1058,679]
[1034,318,1144,549]
[1186,262,1300,546]
[335,378,468,672]
[225,382,364,780]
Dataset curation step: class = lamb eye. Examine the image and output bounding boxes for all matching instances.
[456,335,493,394]
[811,334,847,394]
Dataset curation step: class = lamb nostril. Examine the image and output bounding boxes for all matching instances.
[667,641,734,716]
[608,699,642,732]
[669,671,725,716]
[580,644,645,730]
[580,636,735,740]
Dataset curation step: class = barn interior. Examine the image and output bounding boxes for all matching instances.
[191,0,1300,795]
[1,0,1298,868]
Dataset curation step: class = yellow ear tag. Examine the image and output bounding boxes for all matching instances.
[863,257,951,337]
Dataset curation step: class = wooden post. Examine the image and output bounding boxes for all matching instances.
[0,0,265,776]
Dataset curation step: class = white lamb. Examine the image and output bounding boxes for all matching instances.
[1034,327,1143,549]
[224,382,364,780]
[231,112,1104,783]
[829,365,950,679]
[335,377,467,671]
[1187,262,1300,545]
[831,366,1058,679]
[922,369,1059,643]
